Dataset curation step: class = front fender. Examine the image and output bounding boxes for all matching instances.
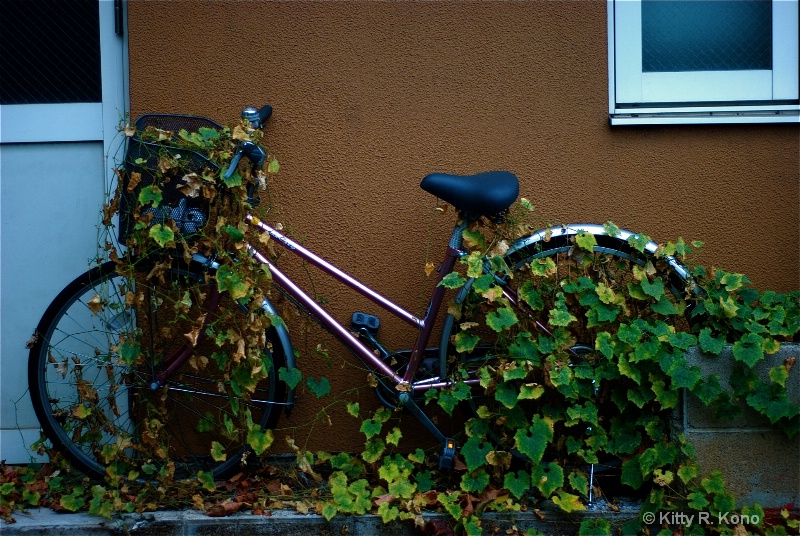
[261,297,297,414]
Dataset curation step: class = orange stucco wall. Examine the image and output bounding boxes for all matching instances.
[127,0,799,452]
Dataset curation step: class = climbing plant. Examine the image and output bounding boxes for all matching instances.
[6,113,799,535]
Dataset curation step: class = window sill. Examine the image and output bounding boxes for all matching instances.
[609,105,799,126]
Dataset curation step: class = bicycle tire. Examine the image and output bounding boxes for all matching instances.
[28,260,287,481]
[439,225,693,465]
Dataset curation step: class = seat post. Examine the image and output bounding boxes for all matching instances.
[448,219,469,251]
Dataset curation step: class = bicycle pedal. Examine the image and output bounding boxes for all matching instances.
[439,438,457,471]
[351,312,380,332]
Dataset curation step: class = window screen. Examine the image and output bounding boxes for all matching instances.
[0,0,101,104]
[642,0,772,72]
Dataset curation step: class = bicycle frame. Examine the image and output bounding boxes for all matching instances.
[244,213,471,393]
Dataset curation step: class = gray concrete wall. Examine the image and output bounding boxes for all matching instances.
[682,344,800,508]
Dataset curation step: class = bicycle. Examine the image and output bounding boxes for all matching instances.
[27,105,694,485]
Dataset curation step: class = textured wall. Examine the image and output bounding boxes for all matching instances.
[127,0,800,452]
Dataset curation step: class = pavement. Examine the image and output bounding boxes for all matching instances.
[0,504,640,535]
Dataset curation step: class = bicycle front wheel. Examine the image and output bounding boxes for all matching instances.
[28,261,286,481]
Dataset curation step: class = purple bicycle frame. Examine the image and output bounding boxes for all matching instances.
[245,214,468,392]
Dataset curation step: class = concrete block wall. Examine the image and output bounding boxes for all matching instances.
[682,344,799,508]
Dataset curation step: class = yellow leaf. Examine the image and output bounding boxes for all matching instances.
[126,171,142,193]
[424,262,435,277]
[178,173,203,198]
[232,124,250,141]
[87,294,104,314]
[491,240,509,257]
[156,128,173,141]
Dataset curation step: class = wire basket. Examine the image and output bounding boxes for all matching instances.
[118,114,223,245]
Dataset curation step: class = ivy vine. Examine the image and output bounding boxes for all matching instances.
[5,114,799,536]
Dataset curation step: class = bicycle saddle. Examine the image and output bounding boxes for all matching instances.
[420,170,519,220]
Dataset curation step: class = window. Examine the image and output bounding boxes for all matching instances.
[608,0,799,125]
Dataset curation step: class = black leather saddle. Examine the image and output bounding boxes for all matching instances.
[420,171,519,220]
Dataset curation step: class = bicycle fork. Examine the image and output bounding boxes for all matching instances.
[147,285,223,390]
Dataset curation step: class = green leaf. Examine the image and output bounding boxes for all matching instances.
[486,306,518,332]
[719,296,740,319]
[568,471,589,497]
[197,471,216,491]
[247,425,274,455]
[222,170,243,187]
[59,489,86,512]
[670,364,702,390]
[732,333,764,367]
[472,274,495,295]
[306,376,331,398]
[461,437,492,472]
[464,252,484,278]
[514,416,553,464]
[360,419,382,440]
[603,221,621,237]
[119,340,141,365]
[504,470,531,499]
[720,272,747,292]
[388,477,416,499]
[769,365,790,387]
[362,438,385,463]
[651,295,678,315]
[461,469,490,493]
[620,458,644,489]
[595,332,615,359]
[529,256,557,277]
[346,402,360,418]
[223,224,244,242]
[438,272,466,289]
[552,490,585,513]
[575,231,597,252]
[677,461,698,484]
[701,470,727,495]
[278,366,302,389]
[698,328,726,355]
[210,441,227,462]
[687,491,710,510]
[385,427,402,446]
[640,278,665,300]
[578,518,611,536]
[321,502,338,521]
[462,228,487,251]
[455,330,480,353]
[148,224,174,247]
[415,471,434,492]
[548,307,577,327]
[216,264,250,300]
[519,281,544,310]
[566,402,599,427]
[532,461,564,497]
[509,332,540,364]
[138,185,162,207]
[627,233,651,253]
[519,383,545,400]
[494,381,520,409]
[377,502,400,523]
[267,158,280,174]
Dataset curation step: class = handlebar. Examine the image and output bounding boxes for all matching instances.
[222,105,272,180]
[242,104,272,129]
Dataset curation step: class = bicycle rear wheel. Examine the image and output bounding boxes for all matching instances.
[28,260,286,481]
[440,226,693,466]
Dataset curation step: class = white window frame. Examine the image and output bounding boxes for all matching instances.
[608,0,800,125]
